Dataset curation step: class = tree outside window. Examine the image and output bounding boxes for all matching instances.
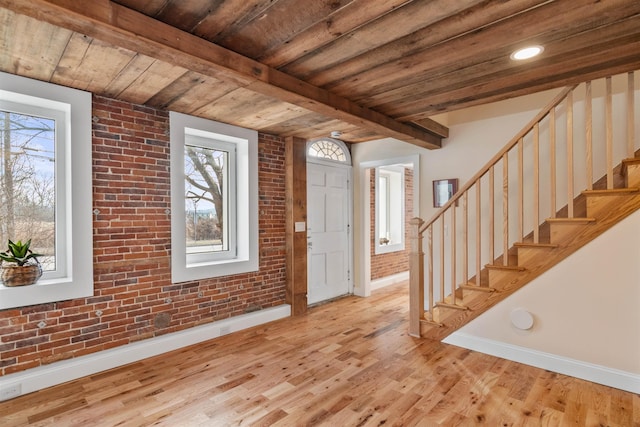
[0,110,55,271]
[184,144,229,253]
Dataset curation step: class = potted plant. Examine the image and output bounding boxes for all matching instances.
[0,239,43,287]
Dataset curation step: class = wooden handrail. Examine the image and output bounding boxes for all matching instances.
[419,85,576,234]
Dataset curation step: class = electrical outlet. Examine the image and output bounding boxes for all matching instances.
[0,383,22,401]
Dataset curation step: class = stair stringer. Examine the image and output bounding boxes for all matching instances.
[420,187,640,341]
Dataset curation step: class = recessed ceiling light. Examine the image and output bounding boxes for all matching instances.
[510,45,544,61]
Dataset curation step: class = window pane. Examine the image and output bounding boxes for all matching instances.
[378,175,389,242]
[184,144,228,255]
[0,110,56,271]
[308,139,347,162]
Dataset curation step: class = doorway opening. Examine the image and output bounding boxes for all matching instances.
[358,155,420,297]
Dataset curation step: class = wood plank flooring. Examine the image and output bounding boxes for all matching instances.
[1,282,638,426]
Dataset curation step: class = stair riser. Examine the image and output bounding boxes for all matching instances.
[586,193,640,219]
[487,268,522,286]
[549,223,592,245]
[516,247,557,267]
[625,163,640,188]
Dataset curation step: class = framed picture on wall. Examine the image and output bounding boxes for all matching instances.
[433,178,458,208]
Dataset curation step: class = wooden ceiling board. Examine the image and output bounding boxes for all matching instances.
[279,0,487,80]
[236,104,312,132]
[116,60,192,105]
[256,111,340,136]
[52,34,141,95]
[146,71,224,112]
[191,0,281,43]
[258,0,412,68]
[211,93,312,131]
[301,0,548,88]
[299,119,381,142]
[191,87,293,126]
[163,77,240,117]
[101,54,159,100]
[153,0,225,32]
[214,0,358,61]
[0,10,71,82]
[112,0,168,17]
[273,116,378,141]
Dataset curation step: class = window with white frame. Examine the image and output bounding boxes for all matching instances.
[307,137,350,164]
[374,165,405,254]
[0,71,93,309]
[170,112,258,282]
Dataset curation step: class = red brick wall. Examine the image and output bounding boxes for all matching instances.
[0,95,286,376]
[370,168,413,281]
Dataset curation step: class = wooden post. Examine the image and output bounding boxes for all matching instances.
[427,226,434,315]
[567,91,574,217]
[533,123,539,243]
[502,153,509,264]
[550,108,557,218]
[409,217,425,338]
[585,81,593,190]
[518,138,523,241]
[628,72,635,158]
[285,136,308,315]
[606,77,613,189]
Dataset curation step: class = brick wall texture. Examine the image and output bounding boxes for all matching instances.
[0,95,287,376]
[370,168,413,281]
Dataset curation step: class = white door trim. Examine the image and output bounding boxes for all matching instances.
[356,154,420,297]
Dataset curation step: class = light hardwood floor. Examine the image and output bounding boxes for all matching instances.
[1,282,639,426]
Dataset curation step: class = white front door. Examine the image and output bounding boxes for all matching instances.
[307,162,351,304]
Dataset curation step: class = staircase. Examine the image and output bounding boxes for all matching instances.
[409,71,639,340]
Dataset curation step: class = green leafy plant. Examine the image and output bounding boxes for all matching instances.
[0,239,42,266]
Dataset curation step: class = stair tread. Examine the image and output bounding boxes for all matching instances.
[485,264,526,271]
[419,319,444,327]
[620,158,640,176]
[583,187,639,196]
[514,242,558,248]
[436,302,468,311]
[622,157,640,165]
[460,283,496,292]
[546,217,596,223]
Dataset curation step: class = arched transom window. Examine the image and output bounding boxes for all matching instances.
[307,137,351,165]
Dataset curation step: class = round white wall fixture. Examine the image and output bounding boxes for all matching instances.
[510,308,534,330]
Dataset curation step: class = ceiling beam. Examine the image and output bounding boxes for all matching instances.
[0,0,446,149]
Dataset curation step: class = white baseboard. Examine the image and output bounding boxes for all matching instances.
[443,332,640,393]
[0,304,291,401]
[371,271,409,291]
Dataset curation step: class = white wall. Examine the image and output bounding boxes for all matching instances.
[352,89,556,223]
[444,209,640,392]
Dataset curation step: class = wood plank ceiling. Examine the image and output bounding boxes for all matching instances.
[1,0,640,149]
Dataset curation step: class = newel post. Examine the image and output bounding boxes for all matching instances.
[409,217,425,338]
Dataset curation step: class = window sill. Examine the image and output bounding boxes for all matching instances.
[0,277,93,310]
[374,243,405,255]
[173,257,259,283]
